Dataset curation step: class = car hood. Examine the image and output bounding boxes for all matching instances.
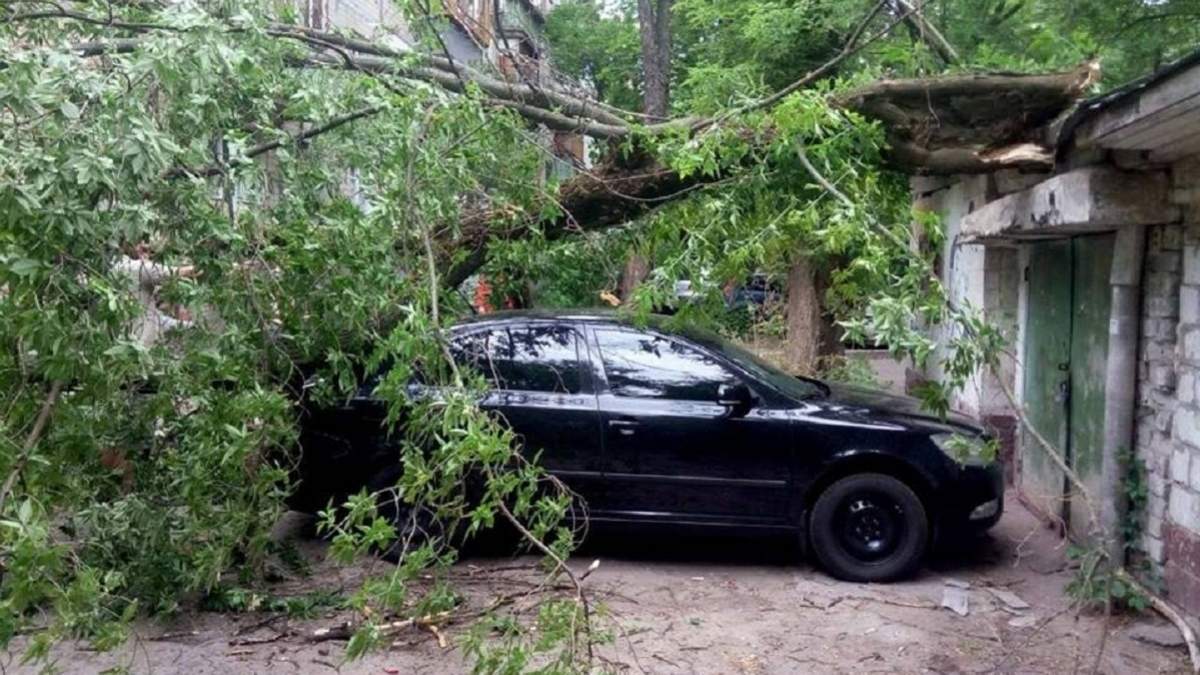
[821,383,982,433]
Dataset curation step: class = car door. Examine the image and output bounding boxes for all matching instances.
[449,321,606,512]
[586,324,794,527]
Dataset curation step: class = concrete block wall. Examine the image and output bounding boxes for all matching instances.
[1137,157,1200,612]
[1136,223,1182,570]
[322,0,413,40]
[913,175,1017,420]
[910,175,1021,479]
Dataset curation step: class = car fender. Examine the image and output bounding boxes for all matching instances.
[796,447,946,526]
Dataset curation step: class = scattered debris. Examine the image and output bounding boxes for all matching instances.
[1008,615,1040,629]
[1128,623,1189,649]
[580,559,601,581]
[148,630,201,642]
[941,581,970,616]
[988,587,1031,611]
[424,623,448,649]
[228,633,286,647]
[651,653,679,668]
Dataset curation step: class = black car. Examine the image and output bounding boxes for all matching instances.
[293,310,1002,582]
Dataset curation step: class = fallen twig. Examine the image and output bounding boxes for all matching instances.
[424,622,448,649]
[229,633,287,647]
[1119,570,1200,673]
[495,495,595,663]
[651,653,680,668]
[233,613,285,636]
[147,630,200,642]
[309,611,453,644]
[309,621,354,643]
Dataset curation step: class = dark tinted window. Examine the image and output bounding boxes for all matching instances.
[451,325,582,394]
[595,328,740,401]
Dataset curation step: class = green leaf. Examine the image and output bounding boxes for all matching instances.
[7,258,40,277]
[60,100,80,120]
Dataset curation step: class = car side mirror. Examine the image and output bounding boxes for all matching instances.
[717,382,755,416]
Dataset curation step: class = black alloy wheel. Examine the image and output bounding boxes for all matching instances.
[809,473,929,582]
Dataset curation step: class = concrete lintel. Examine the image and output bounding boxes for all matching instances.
[960,166,1180,241]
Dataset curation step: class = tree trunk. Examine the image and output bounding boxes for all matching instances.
[636,0,672,118]
[624,0,671,304]
[618,253,651,300]
[785,257,841,375]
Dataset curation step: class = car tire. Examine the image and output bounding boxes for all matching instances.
[366,467,443,562]
[809,472,928,583]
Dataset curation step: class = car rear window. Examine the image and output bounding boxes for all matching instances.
[450,325,583,394]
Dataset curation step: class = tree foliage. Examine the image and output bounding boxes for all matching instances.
[0,2,583,664]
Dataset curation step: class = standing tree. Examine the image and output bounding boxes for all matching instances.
[637,0,673,119]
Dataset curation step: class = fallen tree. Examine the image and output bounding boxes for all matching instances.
[1,1,1154,670]
[9,3,1100,287]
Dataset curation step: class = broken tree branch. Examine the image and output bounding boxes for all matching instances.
[495,496,594,663]
[893,0,959,66]
[0,380,64,514]
[165,104,386,179]
[1118,569,1200,674]
[45,8,1093,173]
[695,0,892,129]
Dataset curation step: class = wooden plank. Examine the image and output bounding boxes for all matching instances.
[1066,234,1114,542]
[1021,239,1073,526]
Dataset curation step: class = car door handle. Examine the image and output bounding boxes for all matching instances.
[608,418,638,436]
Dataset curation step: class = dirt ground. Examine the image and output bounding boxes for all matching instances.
[8,493,1193,674]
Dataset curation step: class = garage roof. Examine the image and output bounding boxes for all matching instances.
[1068,47,1200,163]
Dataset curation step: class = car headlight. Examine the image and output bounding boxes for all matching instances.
[970,498,1001,520]
[931,432,996,466]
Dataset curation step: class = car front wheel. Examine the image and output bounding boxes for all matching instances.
[809,473,929,582]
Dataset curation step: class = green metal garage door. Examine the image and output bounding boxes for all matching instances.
[1020,234,1113,540]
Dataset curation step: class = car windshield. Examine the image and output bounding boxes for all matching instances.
[675,325,828,401]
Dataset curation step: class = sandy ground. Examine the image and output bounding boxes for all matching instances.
[6,493,1192,674]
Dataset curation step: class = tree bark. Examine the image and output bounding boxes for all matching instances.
[618,253,652,300]
[620,0,672,300]
[442,152,697,289]
[785,257,840,375]
[637,0,672,119]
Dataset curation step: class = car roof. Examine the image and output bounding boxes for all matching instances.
[452,308,638,327]
[450,308,731,352]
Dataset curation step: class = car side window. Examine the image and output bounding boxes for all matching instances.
[594,328,740,401]
[450,325,583,394]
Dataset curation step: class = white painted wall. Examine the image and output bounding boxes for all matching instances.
[912,175,1019,419]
